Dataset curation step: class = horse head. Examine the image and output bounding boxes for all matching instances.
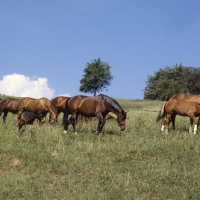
[117,110,127,131]
[49,113,57,125]
[37,113,46,123]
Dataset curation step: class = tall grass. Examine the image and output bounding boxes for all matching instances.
[0,99,200,199]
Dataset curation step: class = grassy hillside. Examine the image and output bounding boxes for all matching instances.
[0,97,200,199]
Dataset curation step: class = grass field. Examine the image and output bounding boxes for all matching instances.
[0,98,200,199]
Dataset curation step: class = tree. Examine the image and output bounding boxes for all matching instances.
[79,58,114,96]
[143,64,200,100]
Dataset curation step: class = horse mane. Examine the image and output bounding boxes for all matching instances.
[98,94,126,118]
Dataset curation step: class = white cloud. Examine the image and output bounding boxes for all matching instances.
[0,73,55,99]
[57,93,71,97]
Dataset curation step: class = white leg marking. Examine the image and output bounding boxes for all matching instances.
[161,125,165,132]
[194,124,197,134]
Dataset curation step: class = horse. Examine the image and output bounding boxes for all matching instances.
[17,111,46,136]
[17,97,57,125]
[157,98,200,134]
[0,98,20,123]
[63,94,127,134]
[50,96,70,123]
[157,94,200,131]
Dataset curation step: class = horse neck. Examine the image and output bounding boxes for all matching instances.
[106,98,122,116]
[48,103,57,117]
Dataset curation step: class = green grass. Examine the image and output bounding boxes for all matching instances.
[0,99,200,199]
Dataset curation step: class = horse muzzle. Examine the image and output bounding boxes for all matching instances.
[118,122,125,131]
[120,127,125,131]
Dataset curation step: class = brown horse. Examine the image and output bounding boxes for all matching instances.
[157,94,200,131]
[50,96,70,123]
[17,111,46,136]
[0,98,20,123]
[17,97,57,126]
[63,94,127,134]
[157,98,200,134]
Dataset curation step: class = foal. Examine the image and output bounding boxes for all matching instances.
[17,111,46,136]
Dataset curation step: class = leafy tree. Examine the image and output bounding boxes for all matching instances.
[144,64,200,100]
[79,58,114,96]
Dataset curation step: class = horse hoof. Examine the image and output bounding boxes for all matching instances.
[63,130,67,134]
[74,132,77,135]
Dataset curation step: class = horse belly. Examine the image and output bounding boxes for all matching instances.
[78,100,97,117]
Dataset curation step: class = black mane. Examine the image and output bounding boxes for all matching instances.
[98,94,126,118]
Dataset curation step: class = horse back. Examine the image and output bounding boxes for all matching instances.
[67,95,105,117]
[51,96,69,111]
[170,94,200,103]
[6,98,19,114]
[18,97,49,112]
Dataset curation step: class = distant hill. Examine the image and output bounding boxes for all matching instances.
[0,94,21,99]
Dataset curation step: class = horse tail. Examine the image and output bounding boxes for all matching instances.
[156,101,167,123]
[63,97,71,126]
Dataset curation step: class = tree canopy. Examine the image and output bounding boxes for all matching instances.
[79,58,114,96]
[143,64,200,100]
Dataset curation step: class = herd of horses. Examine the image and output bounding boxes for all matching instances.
[1,93,200,136]
[0,94,127,136]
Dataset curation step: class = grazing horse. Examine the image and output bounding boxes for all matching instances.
[0,98,20,122]
[158,94,200,131]
[17,97,57,125]
[63,94,127,134]
[157,98,200,134]
[17,111,46,136]
[50,96,70,123]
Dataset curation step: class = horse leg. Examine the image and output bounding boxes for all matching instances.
[17,120,25,136]
[171,115,176,130]
[161,117,166,132]
[29,124,35,137]
[71,114,77,134]
[2,111,8,123]
[96,115,105,133]
[63,111,70,133]
[164,114,171,134]
[56,111,61,124]
[189,118,193,133]
[188,114,198,134]
[96,119,102,133]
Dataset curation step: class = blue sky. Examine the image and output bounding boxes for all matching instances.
[0,0,200,99]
